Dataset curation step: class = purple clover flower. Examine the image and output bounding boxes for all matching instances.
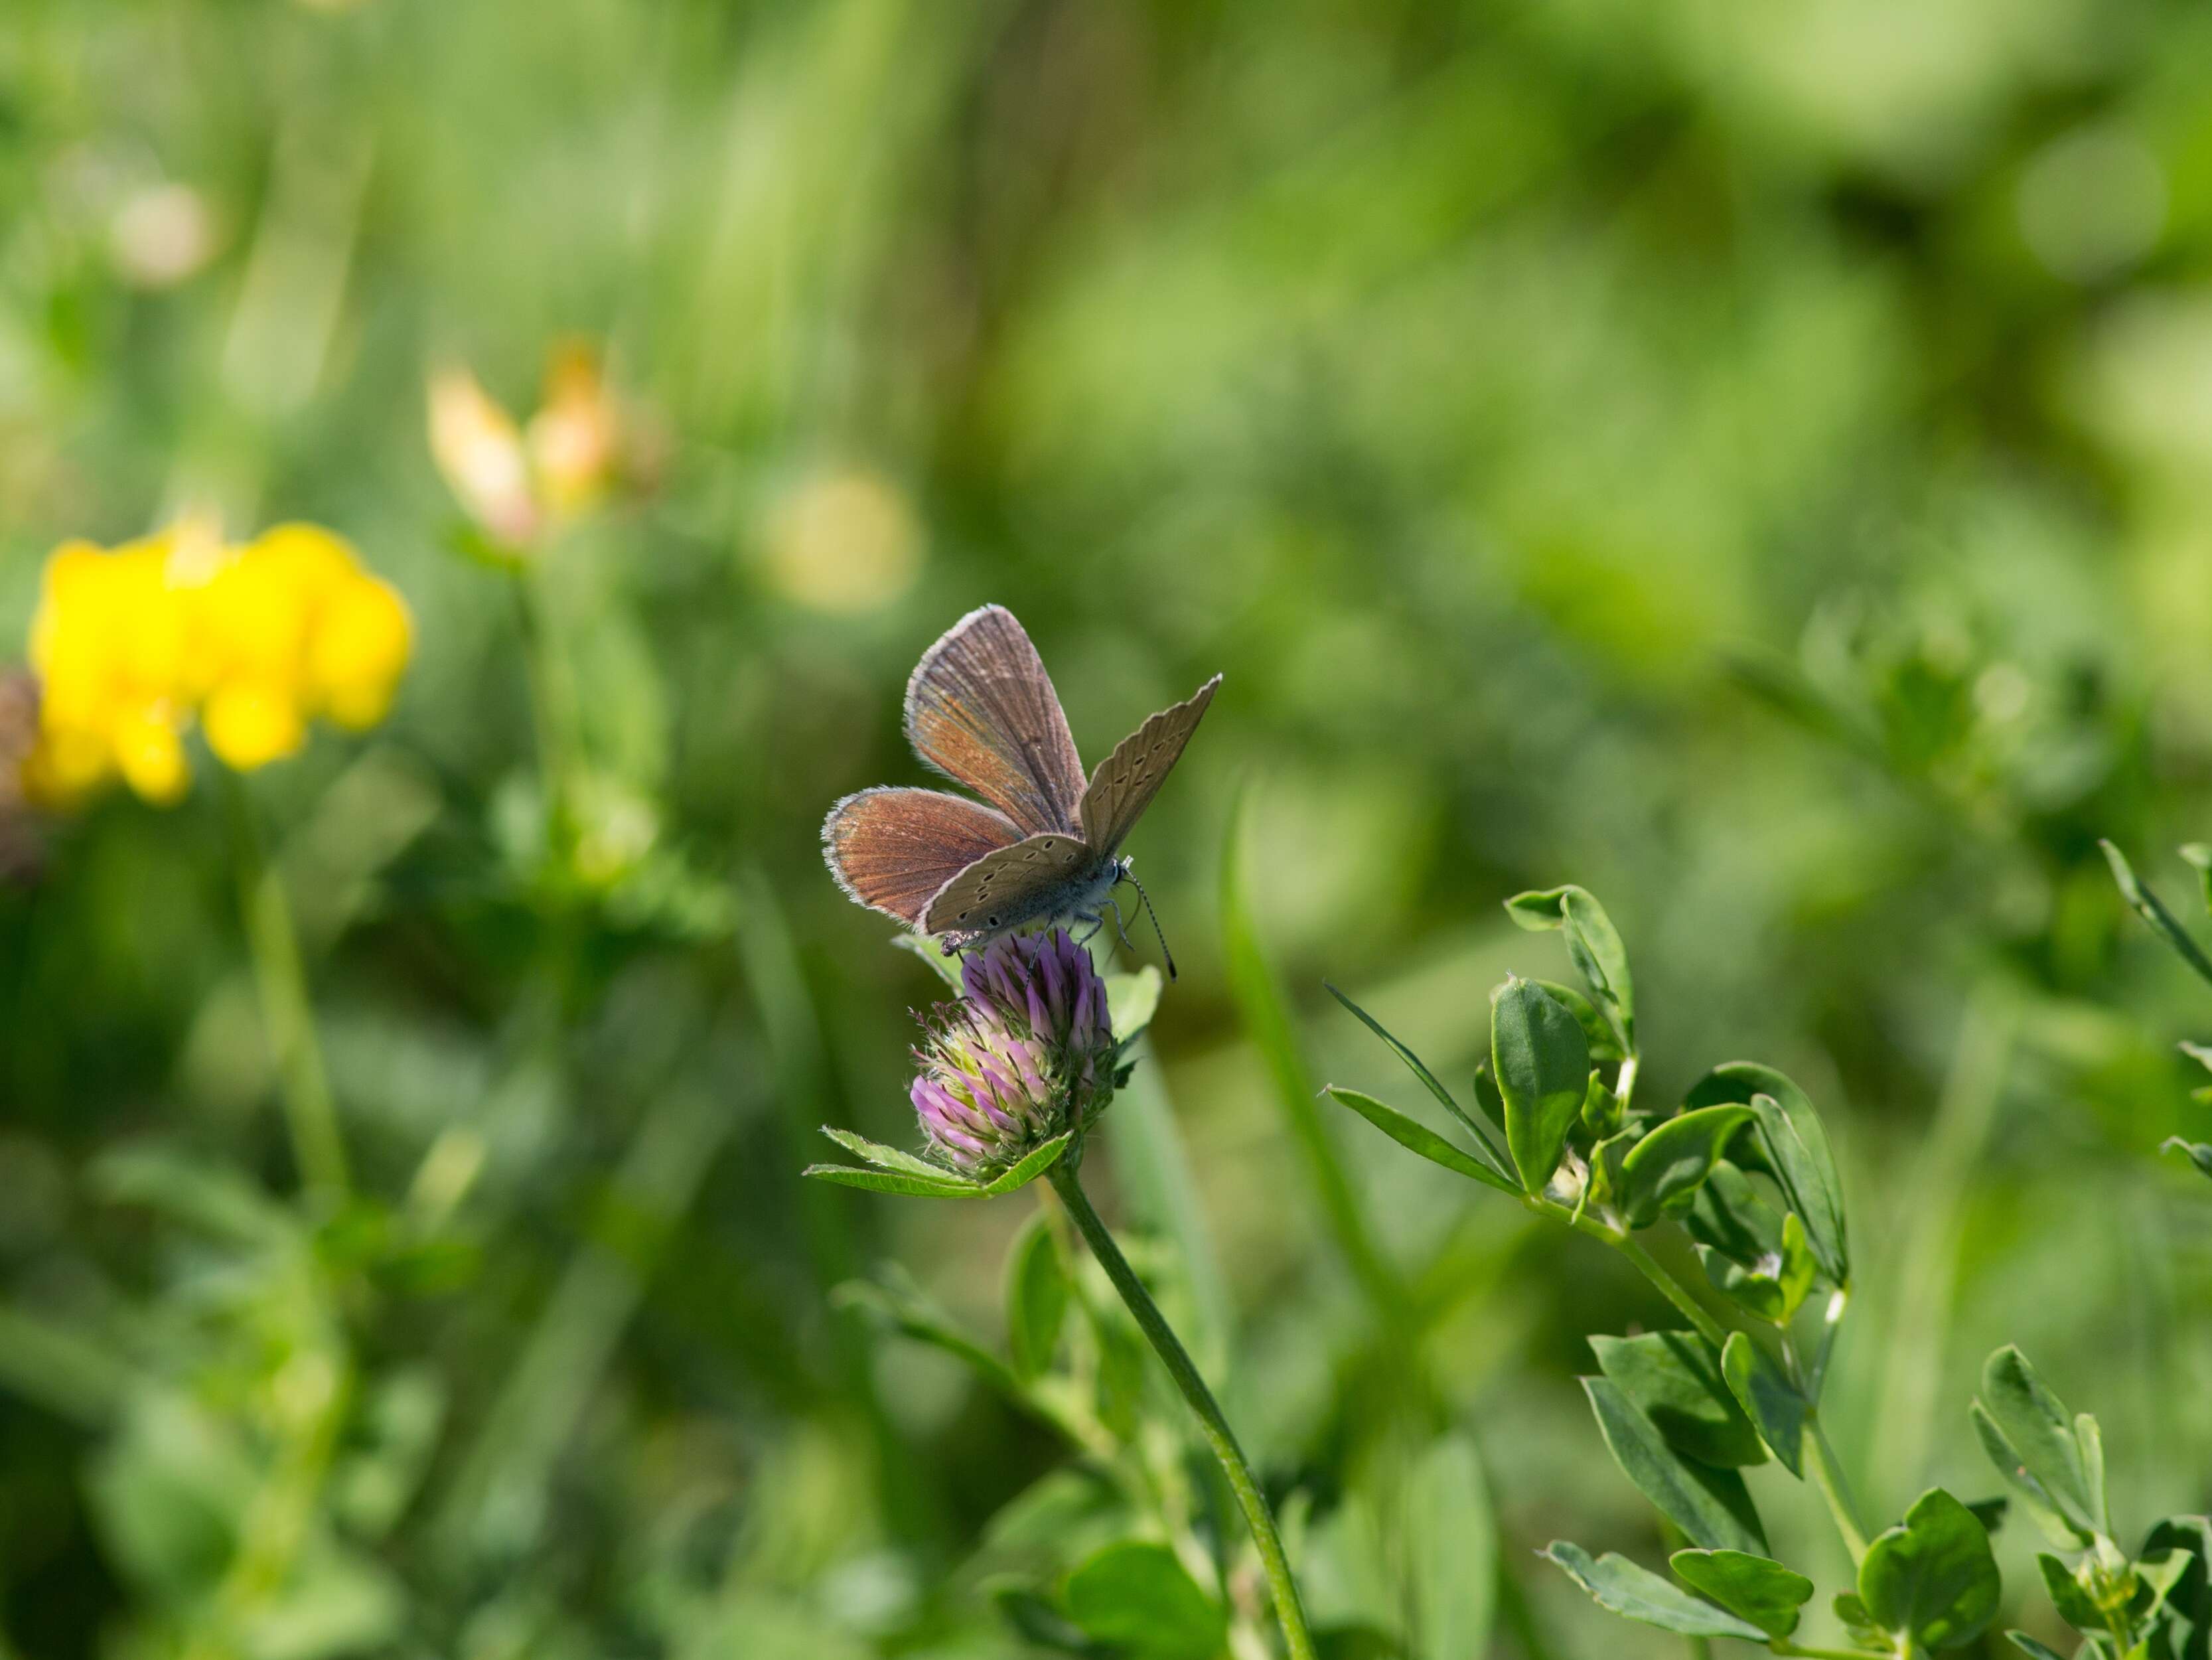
[910,928,1116,1177]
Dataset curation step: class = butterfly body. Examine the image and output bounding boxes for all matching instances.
[824,605,1218,957]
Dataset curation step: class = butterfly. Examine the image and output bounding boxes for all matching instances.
[823,605,1219,968]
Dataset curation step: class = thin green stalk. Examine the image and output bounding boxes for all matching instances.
[1222,796,1408,1327]
[1804,1416,1870,1564]
[1609,1231,1729,1349]
[1049,1162,1317,1660]
[1772,1643,1878,1660]
[510,564,580,853]
[1873,984,2014,1507]
[226,773,349,1203]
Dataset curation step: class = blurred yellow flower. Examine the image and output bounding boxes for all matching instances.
[759,462,924,615]
[428,342,644,556]
[22,522,411,808]
[428,368,541,550]
[526,343,622,518]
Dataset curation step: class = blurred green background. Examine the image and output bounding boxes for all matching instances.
[5,0,2212,1655]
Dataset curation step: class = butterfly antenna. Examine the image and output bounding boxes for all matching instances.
[1124,869,1177,981]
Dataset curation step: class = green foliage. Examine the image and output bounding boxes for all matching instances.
[1491,975,1590,1193]
[1063,1541,1226,1660]
[13,1,2212,1649]
[1668,1550,1815,1640]
[1580,1375,1767,1555]
[1543,1542,1767,1641]
[1856,1489,2003,1652]
[1589,1331,1767,1469]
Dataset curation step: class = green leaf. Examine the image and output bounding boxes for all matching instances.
[1685,1162,1785,1264]
[1325,982,1512,1169]
[1471,1060,1509,1133]
[1492,977,1591,1193]
[1064,1541,1226,1660]
[2036,1552,2105,1633]
[802,1163,980,1197]
[2163,1138,2212,1181]
[1408,1434,1495,1660]
[2104,840,2212,993]
[1683,1065,1850,1286]
[1833,1592,1886,1649]
[1585,1128,1635,1213]
[1581,1376,1767,1554]
[1668,1549,1814,1639]
[819,1126,954,1180]
[1106,967,1163,1044]
[1005,1213,1069,1383]
[832,1274,1020,1399]
[1974,1346,2099,1546]
[1541,1542,1765,1640]
[990,1585,1096,1653]
[2006,1633,2071,1660]
[1619,1106,1757,1229]
[1858,1488,2003,1651]
[981,1134,1078,1196]
[1323,1087,1520,1195]
[1589,1331,1766,1468]
[2141,1515,2212,1660]
[1721,1332,1807,1475]
[1579,1069,1622,1138]
[1505,886,1637,1049]
[1532,979,1626,1063]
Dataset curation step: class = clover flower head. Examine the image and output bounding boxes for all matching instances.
[909,928,1116,1177]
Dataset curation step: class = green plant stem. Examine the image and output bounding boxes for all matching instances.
[1804,1416,1869,1564]
[1049,1162,1317,1660]
[226,773,350,1204]
[510,564,580,851]
[1222,796,1408,1329]
[1609,1231,1729,1349]
[1771,1643,1877,1660]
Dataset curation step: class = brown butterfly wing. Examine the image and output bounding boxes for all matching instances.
[905,605,1086,838]
[823,787,1023,926]
[1078,674,1222,856]
[921,832,1098,939]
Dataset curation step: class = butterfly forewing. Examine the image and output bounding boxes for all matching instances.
[905,605,1086,838]
[1078,674,1222,856]
[824,787,1022,926]
[921,832,1097,939]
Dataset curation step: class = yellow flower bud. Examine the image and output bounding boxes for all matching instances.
[526,342,620,519]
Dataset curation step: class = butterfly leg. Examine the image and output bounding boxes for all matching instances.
[1106,894,1141,959]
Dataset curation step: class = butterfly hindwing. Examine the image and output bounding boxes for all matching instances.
[1078,674,1222,856]
[905,605,1086,838]
[823,787,1023,926]
[921,832,1098,939]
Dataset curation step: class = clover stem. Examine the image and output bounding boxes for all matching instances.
[1049,1162,1317,1660]
[225,772,350,1204]
[1804,1416,1870,1564]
